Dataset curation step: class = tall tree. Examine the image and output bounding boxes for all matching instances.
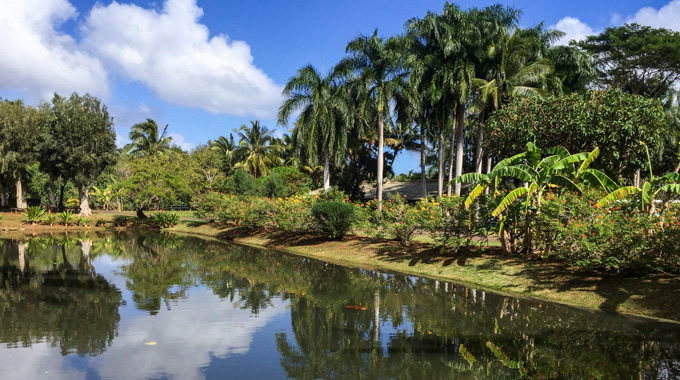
[210,133,237,174]
[342,30,406,202]
[53,93,117,216]
[278,64,353,191]
[576,23,680,98]
[125,118,172,156]
[0,99,40,209]
[233,121,281,178]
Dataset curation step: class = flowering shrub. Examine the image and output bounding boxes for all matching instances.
[273,195,316,232]
[538,190,680,273]
[371,194,432,245]
[192,191,227,222]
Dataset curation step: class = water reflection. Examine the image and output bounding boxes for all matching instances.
[0,233,679,379]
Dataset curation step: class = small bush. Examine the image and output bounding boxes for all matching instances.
[112,215,132,227]
[311,201,355,240]
[58,210,75,227]
[257,172,286,198]
[22,206,46,224]
[44,214,57,226]
[95,219,108,227]
[226,169,257,195]
[153,212,181,228]
[374,194,425,246]
[273,195,316,232]
[75,217,91,227]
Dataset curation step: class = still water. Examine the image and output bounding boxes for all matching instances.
[0,232,679,379]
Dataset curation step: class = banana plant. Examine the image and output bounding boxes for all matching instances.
[597,142,680,215]
[451,143,616,254]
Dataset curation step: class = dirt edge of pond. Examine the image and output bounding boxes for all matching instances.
[166,222,680,324]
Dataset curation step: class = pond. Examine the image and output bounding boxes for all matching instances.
[0,232,679,379]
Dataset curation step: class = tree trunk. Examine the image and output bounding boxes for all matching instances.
[454,102,465,196]
[323,150,331,191]
[501,226,512,255]
[48,174,57,210]
[634,169,641,187]
[58,183,66,210]
[437,126,445,197]
[484,156,493,195]
[474,110,485,174]
[0,187,6,207]
[137,208,147,219]
[15,176,27,209]
[78,183,92,216]
[447,110,457,196]
[377,115,385,202]
[420,124,427,199]
[117,197,122,212]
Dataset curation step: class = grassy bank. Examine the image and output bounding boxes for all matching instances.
[169,221,680,323]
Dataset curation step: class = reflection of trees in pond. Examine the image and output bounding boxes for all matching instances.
[0,239,123,357]
[118,234,196,315]
[178,237,680,379]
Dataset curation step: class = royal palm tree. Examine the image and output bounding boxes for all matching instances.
[341,30,407,202]
[278,64,353,190]
[126,118,172,156]
[233,121,281,178]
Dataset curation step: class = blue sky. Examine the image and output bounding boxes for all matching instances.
[1,0,678,174]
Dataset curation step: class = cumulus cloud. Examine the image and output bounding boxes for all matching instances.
[0,0,108,102]
[550,16,598,45]
[624,0,680,31]
[169,132,196,151]
[81,0,282,119]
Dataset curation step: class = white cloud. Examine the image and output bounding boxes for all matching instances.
[550,17,598,45]
[0,0,108,102]
[624,0,680,31]
[169,132,195,151]
[82,0,282,119]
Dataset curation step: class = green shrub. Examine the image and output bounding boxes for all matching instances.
[257,172,286,198]
[44,214,57,226]
[22,206,46,224]
[271,166,312,196]
[273,195,316,232]
[112,215,132,227]
[226,169,257,195]
[425,195,494,252]
[311,201,355,240]
[58,210,75,227]
[95,219,108,227]
[75,217,91,227]
[153,212,181,228]
[318,187,347,203]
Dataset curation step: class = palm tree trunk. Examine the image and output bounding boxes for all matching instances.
[15,176,27,209]
[0,186,6,207]
[454,102,465,196]
[447,109,457,196]
[474,109,485,174]
[323,150,331,191]
[420,124,427,199]
[377,116,384,202]
[78,183,92,216]
[437,125,445,197]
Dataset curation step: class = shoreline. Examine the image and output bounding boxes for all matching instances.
[168,223,680,324]
[2,214,679,323]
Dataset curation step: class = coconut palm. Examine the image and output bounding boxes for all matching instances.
[210,133,237,173]
[233,121,281,178]
[278,64,353,190]
[472,24,554,173]
[126,118,172,156]
[341,30,407,202]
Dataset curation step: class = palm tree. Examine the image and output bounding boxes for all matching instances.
[210,133,237,173]
[233,121,281,178]
[472,22,554,174]
[126,118,172,156]
[341,30,407,202]
[278,64,353,190]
